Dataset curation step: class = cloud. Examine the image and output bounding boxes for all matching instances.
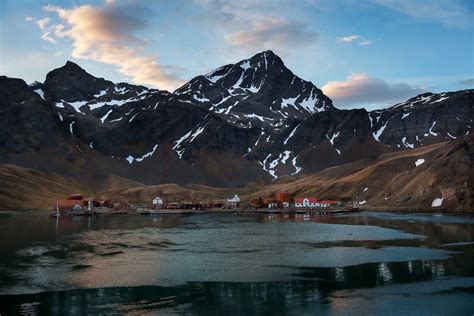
[375,0,471,28]
[459,78,474,87]
[322,73,424,108]
[225,17,318,52]
[194,0,318,54]
[26,16,57,43]
[30,2,184,90]
[336,34,373,46]
[336,35,361,43]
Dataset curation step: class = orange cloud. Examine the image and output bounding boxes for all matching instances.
[322,73,423,108]
[38,3,183,91]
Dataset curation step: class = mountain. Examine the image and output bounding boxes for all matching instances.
[2,136,472,211]
[0,51,472,191]
[174,50,333,123]
[248,135,474,211]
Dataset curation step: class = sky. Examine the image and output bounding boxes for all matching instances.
[0,0,473,110]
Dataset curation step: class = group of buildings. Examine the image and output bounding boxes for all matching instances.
[150,194,241,210]
[250,192,340,209]
[54,194,121,214]
[55,192,342,215]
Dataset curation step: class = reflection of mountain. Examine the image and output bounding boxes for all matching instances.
[0,259,464,315]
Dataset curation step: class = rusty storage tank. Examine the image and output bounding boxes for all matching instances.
[275,192,291,203]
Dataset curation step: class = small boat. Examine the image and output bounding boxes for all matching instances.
[50,201,61,218]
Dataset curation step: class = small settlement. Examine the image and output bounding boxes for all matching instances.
[53,191,358,217]
[249,192,341,209]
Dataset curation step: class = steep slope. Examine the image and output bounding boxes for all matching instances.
[0,164,91,211]
[174,50,333,126]
[369,90,473,149]
[0,136,471,211]
[0,51,472,187]
[250,135,473,210]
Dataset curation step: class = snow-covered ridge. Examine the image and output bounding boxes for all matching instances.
[392,92,452,109]
[172,51,332,123]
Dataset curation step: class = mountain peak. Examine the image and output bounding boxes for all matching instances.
[43,61,113,102]
[62,60,86,72]
[175,50,334,122]
[245,50,284,69]
[250,50,278,60]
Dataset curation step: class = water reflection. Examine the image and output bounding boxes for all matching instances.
[0,212,473,315]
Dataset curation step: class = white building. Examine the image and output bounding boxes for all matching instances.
[152,197,163,206]
[228,194,240,203]
[294,197,319,208]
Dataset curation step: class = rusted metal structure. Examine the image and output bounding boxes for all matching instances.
[274,192,291,203]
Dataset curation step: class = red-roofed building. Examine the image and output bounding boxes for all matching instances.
[294,197,319,208]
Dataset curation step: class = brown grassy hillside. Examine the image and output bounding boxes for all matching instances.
[0,136,472,211]
[248,136,473,210]
[0,164,91,211]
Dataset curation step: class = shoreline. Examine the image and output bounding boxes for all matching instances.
[1,206,473,216]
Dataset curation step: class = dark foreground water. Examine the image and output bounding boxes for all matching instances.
[0,211,473,315]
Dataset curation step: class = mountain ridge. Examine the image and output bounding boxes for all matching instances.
[0,50,472,188]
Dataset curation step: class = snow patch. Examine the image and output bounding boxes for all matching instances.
[129,113,138,123]
[67,100,88,114]
[415,159,425,167]
[126,144,159,164]
[283,124,300,145]
[281,96,298,108]
[281,150,291,164]
[173,130,192,159]
[94,89,107,98]
[189,125,206,143]
[299,88,323,112]
[100,109,113,123]
[327,131,340,145]
[244,113,267,122]
[34,89,45,100]
[291,156,302,175]
[429,121,438,136]
[373,120,388,141]
[402,136,414,149]
[259,154,277,179]
[240,60,251,71]
[193,94,210,103]
[88,98,135,110]
[431,198,443,207]
[69,121,75,134]
[401,112,411,120]
[432,96,449,103]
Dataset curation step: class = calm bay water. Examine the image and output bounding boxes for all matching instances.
[0,211,473,315]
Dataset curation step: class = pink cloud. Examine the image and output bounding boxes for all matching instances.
[322,73,423,108]
[31,3,184,91]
